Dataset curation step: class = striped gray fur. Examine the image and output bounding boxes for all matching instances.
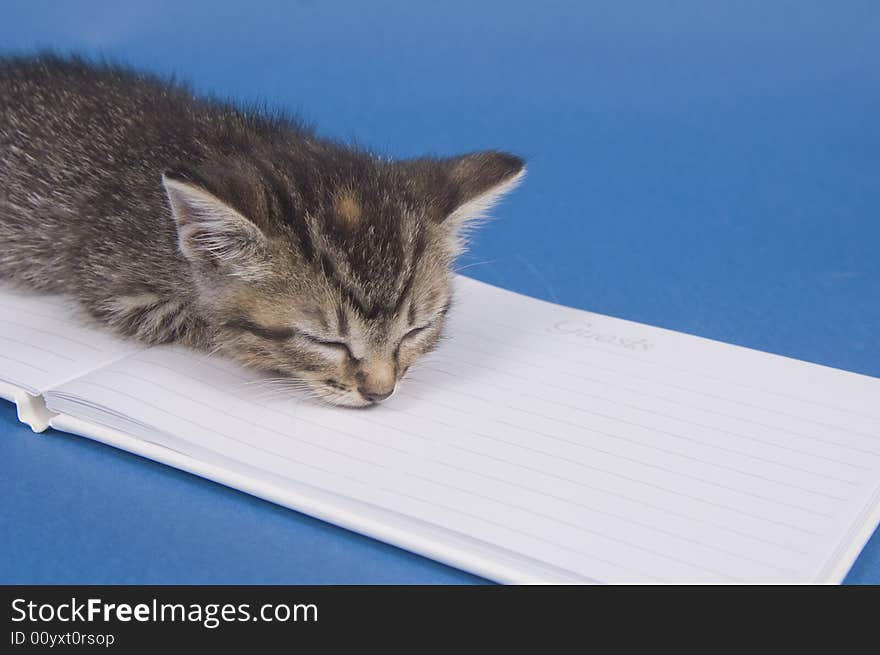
[0,55,524,406]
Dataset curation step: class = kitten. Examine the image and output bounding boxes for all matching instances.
[0,55,524,407]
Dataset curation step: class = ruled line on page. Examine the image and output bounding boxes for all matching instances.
[440,430,824,538]
[316,411,810,572]
[446,328,878,446]
[453,305,880,422]
[514,394,861,489]
[0,316,102,352]
[0,334,76,362]
[127,359,416,458]
[91,372,398,472]
[388,387,858,504]
[438,341,880,452]
[420,363,875,485]
[392,472,752,581]
[73,380,381,488]
[421,352,878,465]
[2,300,71,321]
[401,384,865,485]
[493,413,847,509]
[385,402,837,519]
[383,489,668,582]
[412,453,811,556]
[0,287,144,392]
[401,470,799,578]
[427,345,858,444]
[0,353,49,374]
[320,403,825,538]
[184,354,253,382]
[444,331,880,444]
[527,366,880,456]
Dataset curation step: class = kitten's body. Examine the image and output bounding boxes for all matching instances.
[0,55,524,406]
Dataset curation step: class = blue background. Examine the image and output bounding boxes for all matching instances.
[1,1,877,583]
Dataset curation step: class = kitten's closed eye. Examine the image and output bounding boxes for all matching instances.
[303,334,357,361]
[230,318,356,361]
[225,318,296,342]
[392,324,431,363]
[402,325,427,341]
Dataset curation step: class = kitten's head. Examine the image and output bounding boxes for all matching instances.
[162,147,524,407]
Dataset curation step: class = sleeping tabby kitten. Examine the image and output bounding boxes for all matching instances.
[0,55,524,406]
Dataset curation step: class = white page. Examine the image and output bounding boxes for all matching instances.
[45,276,880,583]
[0,285,141,396]
[47,414,590,583]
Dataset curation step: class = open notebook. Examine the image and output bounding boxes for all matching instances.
[1,277,879,583]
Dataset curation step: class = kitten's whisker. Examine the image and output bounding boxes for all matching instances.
[246,375,318,403]
[454,258,498,273]
[242,377,314,393]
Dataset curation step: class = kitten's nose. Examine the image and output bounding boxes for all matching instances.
[359,387,394,403]
[358,361,396,403]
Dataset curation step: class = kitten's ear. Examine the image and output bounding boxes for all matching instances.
[443,151,525,221]
[433,151,525,252]
[162,171,269,279]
